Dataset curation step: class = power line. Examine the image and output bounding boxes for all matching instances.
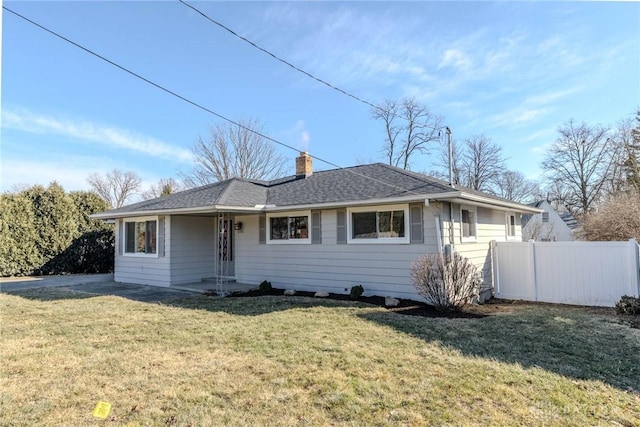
[3,5,426,197]
[179,0,381,112]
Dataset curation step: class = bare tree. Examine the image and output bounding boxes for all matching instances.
[141,178,182,200]
[541,120,614,215]
[583,190,640,241]
[87,169,141,209]
[522,218,555,241]
[491,170,540,203]
[544,178,573,213]
[459,135,505,192]
[372,97,443,170]
[180,118,288,187]
[430,138,462,185]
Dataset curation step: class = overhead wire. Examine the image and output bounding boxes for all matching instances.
[178,0,381,112]
[179,0,448,144]
[3,5,430,197]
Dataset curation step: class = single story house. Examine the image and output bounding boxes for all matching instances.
[93,152,541,301]
[522,200,581,241]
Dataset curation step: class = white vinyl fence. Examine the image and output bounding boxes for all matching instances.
[492,240,640,307]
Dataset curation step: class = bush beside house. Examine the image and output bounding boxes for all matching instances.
[0,183,114,276]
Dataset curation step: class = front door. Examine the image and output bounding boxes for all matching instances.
[217,217,234,277]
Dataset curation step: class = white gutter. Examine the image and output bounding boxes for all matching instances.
[264,194,428,212]
[431,192,544,214]
[91,191,542,220]
[90,204,266,220]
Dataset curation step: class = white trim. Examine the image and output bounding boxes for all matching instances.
[122,216,159,258]
[266,210,311,244]
[91,205,265,220]
[347,204,410,244]
[91,191,544,220]
[460,205,477,243]
[431,193,544,214]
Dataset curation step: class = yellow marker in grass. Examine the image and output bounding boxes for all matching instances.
[92,401,111,419]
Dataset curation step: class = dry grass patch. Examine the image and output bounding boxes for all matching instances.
[1,290,639,426]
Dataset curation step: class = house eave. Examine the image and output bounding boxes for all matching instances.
[90,205,265,220]
[91,191,543,220]
[430,192,544,213]
[265,194,430,212]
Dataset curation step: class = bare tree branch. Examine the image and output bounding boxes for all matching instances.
[491,170,540,203]
[87,169,141,208]
[459,135,505,192]
[583,190,640,241]
[180,118,289,187]
[141,178,183,200]
[541,119,613,215]
[372,97,443,170]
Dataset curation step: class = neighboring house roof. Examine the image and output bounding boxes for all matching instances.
[93,163,542,219]
[559,211,580,230]
[521,200,580,230]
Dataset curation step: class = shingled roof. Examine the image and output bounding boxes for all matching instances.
[93,163,538,219]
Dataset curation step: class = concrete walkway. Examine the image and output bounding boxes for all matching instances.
[0,274,115,291]
[0,274,257,303]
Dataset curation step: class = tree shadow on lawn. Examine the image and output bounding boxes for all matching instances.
[168,288,492,318]
[4,287,98,301]
[8,286,639,394]
[357,304,640,395]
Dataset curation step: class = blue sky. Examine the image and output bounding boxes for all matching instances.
[2,1,639,196]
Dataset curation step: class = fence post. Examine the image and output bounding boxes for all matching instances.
[630,239,640,298]
[490,240,498,297]
[530,240,538,301]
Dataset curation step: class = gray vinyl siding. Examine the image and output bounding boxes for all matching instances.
[234,206,440,301]
[169,216,216,284]
[449,205,519,286]
[114,217,171,287]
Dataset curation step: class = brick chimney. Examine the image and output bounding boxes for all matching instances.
[295,151,312,178]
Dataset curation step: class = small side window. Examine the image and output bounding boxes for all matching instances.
[506,213,516,238]
[460,207,477,242]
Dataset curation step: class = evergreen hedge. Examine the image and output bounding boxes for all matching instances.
[0,183,114,276]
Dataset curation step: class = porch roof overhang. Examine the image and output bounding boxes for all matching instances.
[91,191,541,220]
[90,205,265,220]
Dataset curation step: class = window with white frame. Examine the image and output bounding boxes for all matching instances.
[267,211,310,243]
[506,213,516,238]
[542,212,549,223]
[347,205,409,244]
[460,207,477,242]
[124,218,157,255]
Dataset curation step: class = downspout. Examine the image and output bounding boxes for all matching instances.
[435,215,443,254]
[446,127,456,255]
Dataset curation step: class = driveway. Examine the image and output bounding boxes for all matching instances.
[0,274,201,303]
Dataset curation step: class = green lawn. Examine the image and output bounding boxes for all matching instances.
[1,288,639,426]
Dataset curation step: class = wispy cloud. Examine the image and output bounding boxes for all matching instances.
[524,87,580,106]
[2,109,193,163]
[1,156,113,192]
[486,108,551,128]
[438,49,472,72]
[276,119,311,153]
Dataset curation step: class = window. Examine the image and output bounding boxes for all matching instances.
[506,213,516,238]
[542,212,549,223]
[124,219,157,255]
[460,207,477,242]
[348,205,409,244]
[267,211,310,243]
